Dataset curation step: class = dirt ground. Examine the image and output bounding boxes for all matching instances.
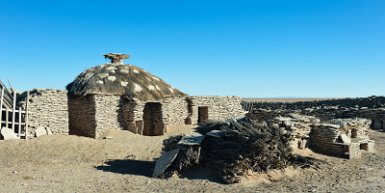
[1,125,385,193]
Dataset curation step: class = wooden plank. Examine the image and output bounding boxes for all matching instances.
[11,90,16,131]
[0,87,4,128]
[5,107,9,129]
[18,107,22,137]
[25,91,30,140]
[178,134,205,146]
[0,121,25,125]
[152,149,180,177]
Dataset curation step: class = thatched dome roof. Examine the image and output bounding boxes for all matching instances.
[67,63,186,101]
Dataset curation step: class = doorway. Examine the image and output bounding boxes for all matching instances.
[143,102,165,136]
[198,106,209,125]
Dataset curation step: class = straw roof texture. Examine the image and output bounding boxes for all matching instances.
[67,63,186,101]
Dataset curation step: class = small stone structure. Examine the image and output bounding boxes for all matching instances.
[20,54,246,138]
[309,118,374,159]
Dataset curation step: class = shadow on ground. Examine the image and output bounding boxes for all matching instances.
[180,166,224,184]
[96,159,155,177]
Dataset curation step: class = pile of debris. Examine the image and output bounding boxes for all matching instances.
[153,118,321,184]
[271,113,320,151]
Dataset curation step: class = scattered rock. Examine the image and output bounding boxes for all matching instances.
[1,127,19,140]
[98,73,109,79]
[46,127,53,135]
[35,126,47,137]
[340,134,351,144]
[107,76,116,81]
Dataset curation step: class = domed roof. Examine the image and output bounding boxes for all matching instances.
[67,54,186,101]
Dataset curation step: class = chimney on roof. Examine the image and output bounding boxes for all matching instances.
[103,53,129,64]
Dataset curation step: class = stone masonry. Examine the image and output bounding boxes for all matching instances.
[188,96,246,124]
[24,89,69,137]
[26,91,246,138]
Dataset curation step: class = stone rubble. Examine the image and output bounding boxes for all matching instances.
[0,127,19,140]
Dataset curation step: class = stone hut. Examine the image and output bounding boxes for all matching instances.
[61,53,246,138]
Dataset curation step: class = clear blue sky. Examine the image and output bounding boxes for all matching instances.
[0,0,384,98]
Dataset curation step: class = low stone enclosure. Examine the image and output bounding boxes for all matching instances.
[256,112,375,159]
[18,91,245,139]
[309,119,375,159]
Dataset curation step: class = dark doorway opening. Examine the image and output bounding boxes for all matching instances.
[381,120,384,130]
[198,106,209,125]
[143,102,165,136]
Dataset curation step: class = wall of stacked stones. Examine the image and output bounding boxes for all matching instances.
[308,125,349,158]
[130,97,189,134]
[93,95,124,138]
[188,96,246,124]
[25,89,69,136]
[68,95,97,138]
[89,96,189,137]
[162,97,189,125]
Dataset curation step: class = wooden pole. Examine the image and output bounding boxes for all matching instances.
[0,87,4,128]
[12,90,16,131]
[25,91,30,140]
[18,107,22,138]
[6,107,9,129]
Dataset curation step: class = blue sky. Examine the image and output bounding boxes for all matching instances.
[0,0,384,98]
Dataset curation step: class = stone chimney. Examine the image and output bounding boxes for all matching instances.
[103,53,129,64]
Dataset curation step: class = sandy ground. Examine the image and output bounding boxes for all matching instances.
[242,98,333,103]
[1,125,385,193]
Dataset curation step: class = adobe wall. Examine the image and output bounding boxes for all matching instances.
[68,95,96,137]
[24,89,69,136]
[188,96,246,124]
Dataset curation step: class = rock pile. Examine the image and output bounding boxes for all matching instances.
[272,113,320,151]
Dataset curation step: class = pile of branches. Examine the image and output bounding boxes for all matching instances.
[161,118,322,184]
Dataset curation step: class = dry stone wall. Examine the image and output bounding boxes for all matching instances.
[188,96,246,124]
[162,97,189,125]
[309,118,373,159]
[25,89,69,136]
[128,97,189,135]
[93,95,123,138]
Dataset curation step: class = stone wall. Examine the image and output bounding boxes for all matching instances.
[25,89,69,136]
[309,119,373,159]
[188,96,246,124]
[163,97,189,125]
[69,95,244,138]
[128,97,189,135]
[68,95,96,137]
[93,95,123,138]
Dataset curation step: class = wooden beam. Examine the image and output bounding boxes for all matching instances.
[11,90,16,131]
[25,91,30,140]
[18,107,22,138]
[5,107,9,129]
[0,87,4,128]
